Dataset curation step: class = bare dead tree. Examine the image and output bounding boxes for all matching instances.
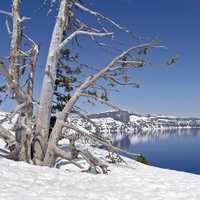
[0,0,166,173]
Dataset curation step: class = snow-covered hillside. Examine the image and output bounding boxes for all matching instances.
[0,111,200,199]
[0,148,200,200]
[86,111,200,134]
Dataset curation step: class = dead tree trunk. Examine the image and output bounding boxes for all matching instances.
[9,0,27,161]
[0,0,39,162]
[10,0,21,90]
[35,0,70,161]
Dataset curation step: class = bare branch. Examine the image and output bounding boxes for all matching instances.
[78,149,109,174]
[65,123,141,157]
[72,110,99,130]
[0,125,15,145]
[82,41,162,88]
[5,18,12,35]
[19,16,31,23]
[105,76,140,87]
[0,10,12,17]
[80,92,123,111]
[28,44,39,99]
[0,61,29,103]
[74,2,130,34]
[23,33,38,46]
[116,60,145,65]
[58,30,113,51]
[53,146,83,169]
[0,10,30,22]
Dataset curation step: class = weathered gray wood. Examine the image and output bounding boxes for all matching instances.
[35,0,69,156]
[0,125,15,146]
[10,0,21,97]
[78,149,109,174]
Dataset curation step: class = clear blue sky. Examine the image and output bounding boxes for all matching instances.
[0,0,200,117]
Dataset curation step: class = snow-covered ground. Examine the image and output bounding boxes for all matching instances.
[0,147,200,200]
[0,111,200,199]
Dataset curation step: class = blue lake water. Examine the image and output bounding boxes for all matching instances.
[112,129,200,175]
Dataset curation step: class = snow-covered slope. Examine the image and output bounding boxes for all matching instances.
[86,111,200,134]
[0,111,200,199]
[0,148,200,200]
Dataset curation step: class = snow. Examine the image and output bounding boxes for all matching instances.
[0,112,18,130]
[88,112,200,134]
[0,112,200,199]
[92,117,122,125]
[129,115,148,122]
[0,148,200,200]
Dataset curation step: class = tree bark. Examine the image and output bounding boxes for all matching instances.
[9,0,28,161]
[10,0,21,96]
[35,0,69,161]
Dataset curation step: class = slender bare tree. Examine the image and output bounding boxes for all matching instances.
[0,0,165,173]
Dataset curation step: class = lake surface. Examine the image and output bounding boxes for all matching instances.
[112,128,200,175]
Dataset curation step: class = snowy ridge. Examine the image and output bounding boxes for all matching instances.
[86,111,200,134]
